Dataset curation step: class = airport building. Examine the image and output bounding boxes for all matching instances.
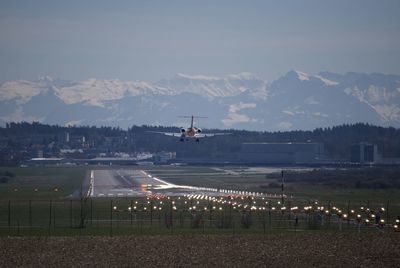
[239,142,324,164]
[350,143,380,163]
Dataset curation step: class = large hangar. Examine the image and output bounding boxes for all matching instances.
[240,142,324,164]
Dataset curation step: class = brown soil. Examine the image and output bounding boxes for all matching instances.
[1,233,399,267]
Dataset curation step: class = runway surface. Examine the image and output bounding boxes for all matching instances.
[89,169,218,197]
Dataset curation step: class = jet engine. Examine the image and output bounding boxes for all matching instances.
[181,128,186,133]
[196,128,202,133]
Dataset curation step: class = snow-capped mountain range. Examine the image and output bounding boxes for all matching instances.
[1,71,399,130]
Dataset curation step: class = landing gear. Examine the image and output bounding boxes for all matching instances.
[180,138,184,142]
[196,138,200,142]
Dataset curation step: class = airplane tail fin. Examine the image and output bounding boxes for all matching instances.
[178,115,207,128]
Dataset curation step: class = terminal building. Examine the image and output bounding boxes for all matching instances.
[239,142,324,164]
[350,143,380,163]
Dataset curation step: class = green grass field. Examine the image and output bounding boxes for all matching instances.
[0,165,399,236]
[0,166,88,199]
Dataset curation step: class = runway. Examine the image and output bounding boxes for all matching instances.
[89,169,219,197]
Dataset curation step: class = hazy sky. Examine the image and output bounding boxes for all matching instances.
[1,0,399,83]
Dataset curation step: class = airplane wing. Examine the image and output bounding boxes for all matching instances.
[147,131,182,137]
[195,133,231,138]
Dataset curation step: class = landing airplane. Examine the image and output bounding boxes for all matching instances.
[148,115,230,142]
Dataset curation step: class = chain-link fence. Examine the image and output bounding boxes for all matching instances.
[0,197,398,236]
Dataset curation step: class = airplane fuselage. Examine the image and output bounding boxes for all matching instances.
[182,127,199,138]
[148,115,228,142]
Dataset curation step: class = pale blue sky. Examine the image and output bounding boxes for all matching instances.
[0,0,399,83]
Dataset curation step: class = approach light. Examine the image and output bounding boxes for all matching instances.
[113,206,117,211]
[128,207,132,211]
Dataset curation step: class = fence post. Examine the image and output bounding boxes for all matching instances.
[48,199,52,236]
[268,201,271,228]
[130,200,133,227]
[150,200,153,228]
[80,197,83,229]
[8,200,11,229]
[90,198,93,226]
[170,199,173,234]
[70,200,73,228]
[110,199,113,237]
[263,210,266,235]
[347,200,350,228]
[53,205,56,230]
[327,200,331,228]
[209,201,212,228]
[29,200,32,227]
[386,200,389,223]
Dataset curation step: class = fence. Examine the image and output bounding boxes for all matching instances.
[0,197,398,236]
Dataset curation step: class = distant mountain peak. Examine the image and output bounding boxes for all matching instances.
[175,73,221,81]
[0,71,399,130]
[294,70,310,81]
[282,70,339,86]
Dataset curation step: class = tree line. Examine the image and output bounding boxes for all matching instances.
[1,122,399,160]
